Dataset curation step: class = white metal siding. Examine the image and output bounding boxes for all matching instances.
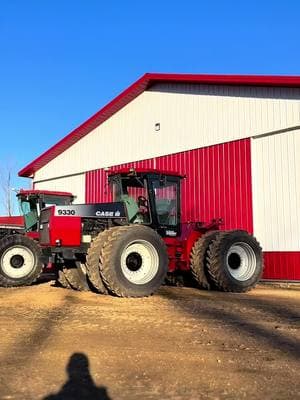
[34,174,85,204]
[251,129,300,251]
[34,84,300,182]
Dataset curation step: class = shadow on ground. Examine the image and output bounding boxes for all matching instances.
[43,353,111,400]
[33,273,56,285]
[158,287,300,361]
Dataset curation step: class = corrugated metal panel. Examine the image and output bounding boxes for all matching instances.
[251,129,300,251]
[155,139,253,231]
[263,252,300,280]
[34,174,85,203]
[84,137,300,280]
[85,139,253,232]
[85,159,155,203]
[34,84,300,182]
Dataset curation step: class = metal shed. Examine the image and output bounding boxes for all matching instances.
[19,73,300,280]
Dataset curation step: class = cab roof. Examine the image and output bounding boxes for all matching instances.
[108,168,185,178]
[17,189,74,197]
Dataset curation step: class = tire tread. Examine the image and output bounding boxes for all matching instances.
[63,262,90,291]
[190,231,219,290]
[100,225,168,297]
[207,230,263,292]
[0,235,43,287]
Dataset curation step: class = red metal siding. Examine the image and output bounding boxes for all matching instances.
[154,139,253,232]
[86,138,252,232]
[85,159,154,203]
[263,252,300,280]
[85,139,300,280]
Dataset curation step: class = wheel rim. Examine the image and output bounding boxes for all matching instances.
[120,240,159,285]
[226,242,257,281]
[1,245,35,279]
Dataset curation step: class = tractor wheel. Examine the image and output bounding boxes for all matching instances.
[63,261,90,291]
[190,231,219,290]
[99,225,168,297]
[57,269,72,289]
[0,235,43,287]
[207,230,263,292]
[85,229,120,294]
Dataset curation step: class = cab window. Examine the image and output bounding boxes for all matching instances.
[20,200,38,231]
[112,176,151,224]
[152,179,178,226]
[43,195,72,208]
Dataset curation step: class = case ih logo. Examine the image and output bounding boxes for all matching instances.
[54,203,126,218]
[95,210,121,217]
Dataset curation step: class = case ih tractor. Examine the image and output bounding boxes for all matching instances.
[0,189,74,287]
[37,168,263,297]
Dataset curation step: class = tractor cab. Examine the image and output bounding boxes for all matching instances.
[17,189,74,232]
[108,168,183,237]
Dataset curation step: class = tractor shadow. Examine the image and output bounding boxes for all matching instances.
[43,353,111,400]
[158,286,300,361]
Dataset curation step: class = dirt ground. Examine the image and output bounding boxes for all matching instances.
[0,282,299,400]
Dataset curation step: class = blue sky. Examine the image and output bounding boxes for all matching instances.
[0,0,299,213]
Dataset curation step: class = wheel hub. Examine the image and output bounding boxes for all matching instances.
[227,252,241,269]
[121,240,159,285]
[126,252,143,271]
[226,242,257,281]
[10,254,25,269]
[1,245,35,279]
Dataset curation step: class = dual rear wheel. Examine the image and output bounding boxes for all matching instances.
[190,230,263,292]
[86,225,168,297]
[57,261,90,291]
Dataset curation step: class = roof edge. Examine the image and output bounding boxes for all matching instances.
[19,73,150,177]
[19,72,300,177]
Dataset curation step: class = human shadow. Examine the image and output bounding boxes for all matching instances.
[43,353,111,400]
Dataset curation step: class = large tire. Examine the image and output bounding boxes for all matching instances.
[99,225,168,297]
[63,261,90,291]
[57,269,72,289]
[207,230,263,292]
[0,235,43,287]
[190,231,219,290]
[85,229,120,294]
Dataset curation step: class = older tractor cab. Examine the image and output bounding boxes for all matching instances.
[36,168,263,298]
[0,189,74,288]
[17,189,74,235]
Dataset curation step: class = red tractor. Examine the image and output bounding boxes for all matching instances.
[0,189,74,287]
[35,168,263,297]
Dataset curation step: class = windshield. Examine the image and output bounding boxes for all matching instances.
[151,178,178,226]
[42,195,72,208]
